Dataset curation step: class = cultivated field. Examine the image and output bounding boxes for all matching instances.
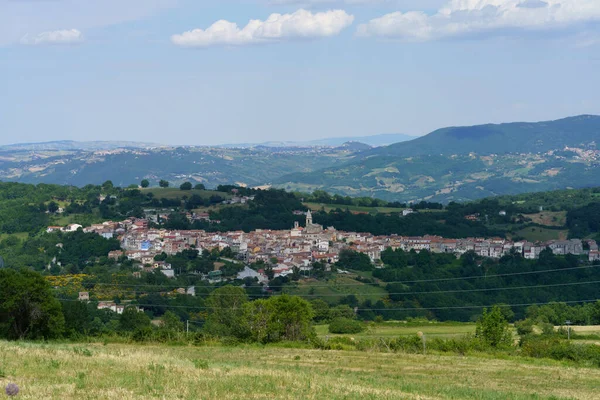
[281,276,389,304]
[315,322,476,339]
[1,341,599,399]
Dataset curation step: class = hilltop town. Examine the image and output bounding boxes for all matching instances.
[54,209,599,286]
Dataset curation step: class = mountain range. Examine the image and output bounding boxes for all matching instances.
[216,133,417,148]
[0,115,599,203]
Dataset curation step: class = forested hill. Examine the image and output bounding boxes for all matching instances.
[361,115,600,158]
[276,115,600,202]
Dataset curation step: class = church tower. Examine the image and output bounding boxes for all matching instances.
[306,209,313,226]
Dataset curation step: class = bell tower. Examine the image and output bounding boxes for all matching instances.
[306,210,313,226]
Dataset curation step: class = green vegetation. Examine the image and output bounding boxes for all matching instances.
[5,341,600,399]
[3,116,600,202]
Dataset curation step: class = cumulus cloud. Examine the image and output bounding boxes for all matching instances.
[20,29,84,45]
[357,0,600,41]
[171,9,354,47]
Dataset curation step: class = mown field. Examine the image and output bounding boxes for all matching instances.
[281,276,389,304]
[514,226,568,242]
[2,340,600,399]
[315,322,476,339]
[303,202,404,215]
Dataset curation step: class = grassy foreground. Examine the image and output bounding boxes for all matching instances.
[2,341,600,399]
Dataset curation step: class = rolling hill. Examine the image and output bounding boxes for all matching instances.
[361,115,600,158]
[275,115,600,202]
[1,115,599,202]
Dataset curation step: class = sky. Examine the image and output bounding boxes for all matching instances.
[1,0,599,146]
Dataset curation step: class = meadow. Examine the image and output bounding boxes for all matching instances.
[2,340,600,399]
[315,321,476,339]
[281,276,389,304]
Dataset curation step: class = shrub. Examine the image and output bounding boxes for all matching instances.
[515,319,534,336]
[328,318,364,334]
[475,306,512,348]
[521,336,600,366]
[389,335,423,353]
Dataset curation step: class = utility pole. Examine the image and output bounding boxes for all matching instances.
[565,320,571,340]
[186,320,189,335]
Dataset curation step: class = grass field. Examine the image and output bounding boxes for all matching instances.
[514,226,568,242]
[282,276,388,304]
[523,211,567,227]
[2,340,600,399]
[303,202,403,214]
[315,322,477,339]
[0,232,29,241]
[303,202,444,215]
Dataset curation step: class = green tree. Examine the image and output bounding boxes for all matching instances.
[194,184,206,190]
[62,300,90,337]
[102,180,114,190]
[204,285,248,338]
[310,299,330,322]
[0,269,65,340]
[180,182,193,191]
[475,306,512,348]
[118,306,151,332]
[159,180,170,188]
[47,201,59,213]
[141,179,150,188]
[329,305,356,320]
[267,295,314,341]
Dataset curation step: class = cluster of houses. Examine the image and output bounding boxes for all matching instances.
[64,210,599,285]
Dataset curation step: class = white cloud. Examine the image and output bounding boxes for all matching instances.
[171,9,354,47]
[357,0,600,41]
[20,29,84,45]
[0,0,175,46]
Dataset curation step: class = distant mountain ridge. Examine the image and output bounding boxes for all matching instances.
[0,140,165,152]
[217,133,417,148]
[361,115,600,158]
[1,115,600,203]
[275,115,600,202]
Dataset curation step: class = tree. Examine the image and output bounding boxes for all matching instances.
[0,269,65,340]
[337,249,373,271]
[47,201,59,214]
[180,182,193,191]
[62,300,89,337]
[475,306,512,348]
[118,306,151,332]
[102,180,114,190]
[310,299,330,322]
[266,295,315,341]
[194,184,206,190]
[159,311,184,340]
[245,295,315,343]
[141,179,150,188]
[159,180,170,188]
[329,317,364,334]
[204,285,248,338]
[329,305,356,320]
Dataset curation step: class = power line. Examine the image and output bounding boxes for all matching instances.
[58,279,600,298]
[57,297,600,312]
[57,264,600,289]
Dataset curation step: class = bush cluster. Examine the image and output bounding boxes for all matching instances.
[328,318,364,334]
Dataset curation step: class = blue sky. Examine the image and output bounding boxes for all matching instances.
[1,0,599,146]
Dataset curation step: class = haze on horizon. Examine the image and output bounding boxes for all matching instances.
[1,0,599,146]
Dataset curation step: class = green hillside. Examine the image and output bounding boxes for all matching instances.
[366,114,600,158]
[276,116,600,202]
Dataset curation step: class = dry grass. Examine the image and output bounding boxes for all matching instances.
[1,341,600,399]
[523,211,567,227]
